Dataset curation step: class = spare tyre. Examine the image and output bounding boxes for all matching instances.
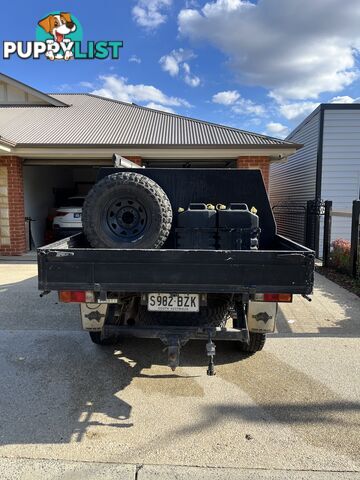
[82,171,173,249]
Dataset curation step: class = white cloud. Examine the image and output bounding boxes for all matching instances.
[183,62,200,87]
[129,55,142,64]
[278,101,319,121]
[179,0,360,100]
[91,75,190,107]
[56,83,73,92]
[212,89,265,116]
[160,50,184,76]
[160,48,200,87]
[232,98,265,116]
[132,0,172,29]
[265,122,290,139]
[185,0,200,7]
[330,95,360,104]
[145,102,176,113]
[79,81,95,89]
[212,90,240,105]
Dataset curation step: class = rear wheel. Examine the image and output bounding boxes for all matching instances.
[239,332,266,353]
[88,305,120,346]
[89,331,118,346]
[233,303,266,353]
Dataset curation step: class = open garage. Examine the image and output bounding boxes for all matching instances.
[23,164,99,247]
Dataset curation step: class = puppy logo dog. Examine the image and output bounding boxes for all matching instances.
[38,13,77,60]
[3,13,123,61]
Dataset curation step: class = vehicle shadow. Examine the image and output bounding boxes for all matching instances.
[0,329,252,447]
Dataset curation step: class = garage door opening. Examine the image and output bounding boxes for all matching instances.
[24,165,98,248]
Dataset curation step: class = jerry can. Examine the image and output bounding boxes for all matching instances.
[177,203,217,249]
[218,203,260,250]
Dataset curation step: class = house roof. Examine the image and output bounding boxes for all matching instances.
[0,73,68,107]
[0,92,300,150]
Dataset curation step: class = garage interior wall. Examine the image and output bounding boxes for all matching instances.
[24,165,97,247]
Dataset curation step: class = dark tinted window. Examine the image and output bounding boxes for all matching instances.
[65,197,85,207]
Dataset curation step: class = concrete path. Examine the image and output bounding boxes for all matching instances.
[0,458,359,480]
[0,261,359,479]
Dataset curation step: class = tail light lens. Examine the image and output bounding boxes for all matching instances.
[59,291,95,303]
[55,211,68,217]
[255,293,293,303]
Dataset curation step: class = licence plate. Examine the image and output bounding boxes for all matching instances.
[147,293,199,312]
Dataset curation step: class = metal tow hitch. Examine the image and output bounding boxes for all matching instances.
[167,344,181,371]
[206,332,216,376]
[162,336,182,371]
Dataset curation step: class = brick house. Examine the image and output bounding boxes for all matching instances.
[0,73,301,255]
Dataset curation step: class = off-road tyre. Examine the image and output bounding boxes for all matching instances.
[89,331,118,346]
[89,305,122,346]
[239,332,266,353]
[82,171,173,249]
[138,295,230,327]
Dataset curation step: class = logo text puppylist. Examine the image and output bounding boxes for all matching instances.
[3,12,123,61]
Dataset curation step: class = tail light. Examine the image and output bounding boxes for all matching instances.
[254,293,293,303]
[59,291,95,303]
[55,211,68,217]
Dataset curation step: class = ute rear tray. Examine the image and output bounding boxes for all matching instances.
[38,233,314,294]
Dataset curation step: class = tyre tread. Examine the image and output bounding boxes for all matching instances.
[82,172,172,249]
[239,332,266,353]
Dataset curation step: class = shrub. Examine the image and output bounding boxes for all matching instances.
[329,238,351,273]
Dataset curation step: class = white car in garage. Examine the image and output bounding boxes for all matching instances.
[53,196,85,239]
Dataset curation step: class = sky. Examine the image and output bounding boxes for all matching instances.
[1,0,360,138]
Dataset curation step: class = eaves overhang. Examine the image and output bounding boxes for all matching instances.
[1,143,300,162]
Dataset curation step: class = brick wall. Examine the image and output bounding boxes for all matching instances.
[237,156,270,190]
[0,156,26,256]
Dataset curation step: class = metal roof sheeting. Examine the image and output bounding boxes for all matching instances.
[0,94,298,148]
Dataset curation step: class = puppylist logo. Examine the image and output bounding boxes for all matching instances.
[3,12,123,61]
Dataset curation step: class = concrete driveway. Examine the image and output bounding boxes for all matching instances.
[0,259,359,479]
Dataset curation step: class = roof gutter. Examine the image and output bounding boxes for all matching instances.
[10,142,302,150]
[0,135,16,153]
[11,146,300,162]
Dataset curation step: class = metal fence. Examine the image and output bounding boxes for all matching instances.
[272,199,326,255]
[272,199,360,277]
[272,204,307,246]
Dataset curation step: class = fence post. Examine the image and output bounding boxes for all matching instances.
[350,200,360,278]
[305,200,313,250]
[323,200,332,267]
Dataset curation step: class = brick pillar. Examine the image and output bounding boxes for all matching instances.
[237,156,270,190]
[124,156,142,166]
[0,156,26,256]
